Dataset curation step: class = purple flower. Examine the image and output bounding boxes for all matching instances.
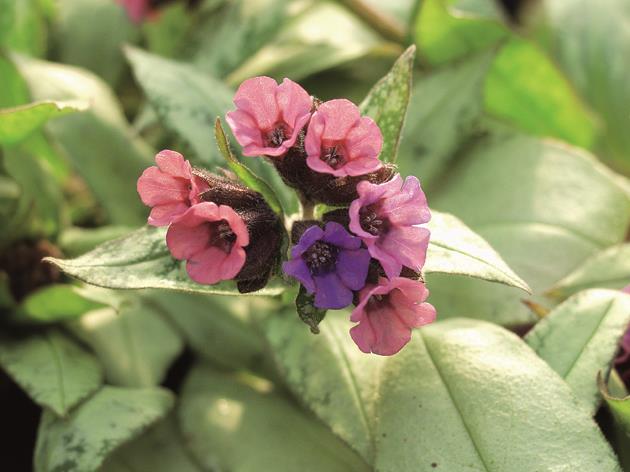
[283,222,370,309]
[349,174,431,278]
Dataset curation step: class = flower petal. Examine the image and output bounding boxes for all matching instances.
[313,272,353,309]
[232,76,280,131]
[336,248,370,291]
[282,258,316,293]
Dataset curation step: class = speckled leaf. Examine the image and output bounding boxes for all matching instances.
[0,100,87,145]
[68,297,183,387]
[0,329,103,416]
[101,416,200,472]
[425,211,530,293]
[34,386,174,472]
[373,319,620,471]
[45,226,286,296]
[264,310,385,462]
[428,130,630,325]
[125,46,233,166]
[359,46,415,163]
[266,314,621,470]
[548,244,630,299]
[178,364,370,472]
[295,285,327,334]
[525,290,630,412]
[15,55,152,225]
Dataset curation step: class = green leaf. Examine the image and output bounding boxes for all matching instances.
[54,0,139,85]
[68,296,184,387]
[34,386,174,472]
[14,54,152,225]
[1,0,48,56]
[266,314,621,470]
[0,329,103,416]
[214,118,284,216]
[178,365,370,472]
[600,373,630,439]
[484,37,597,149]
[425,211,530,292]
[0,271,15,309]
[101,417,201,472]
[149,291,274,374]
[427,130,630,325]
[45,226,286,296]
[525,289,630,412]
[533,0,630,173]
[143,3,191,58]
[548,244,630,299]
[415,0,508,65]
[19,284,107,323]
[123,46,297,213]
[125,46,233,167]
[192,0,289,78]
[295,284,327,334]
[264,310,384,462]
[224,2,384,85]
[3,141,64,238]
[0,100,87,146]
[375,318,620,470]
[359,46,415,164]
[58,225,134,257]
[397,50,493,188]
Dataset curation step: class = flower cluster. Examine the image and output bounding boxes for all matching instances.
[136,75,436,356]
[137,150,283,293]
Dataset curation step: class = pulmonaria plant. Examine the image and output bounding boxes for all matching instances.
[136,75,435,355]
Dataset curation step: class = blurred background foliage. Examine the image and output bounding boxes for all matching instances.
[3,0,630,470]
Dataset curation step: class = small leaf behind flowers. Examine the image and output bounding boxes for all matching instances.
[295,284,327,334]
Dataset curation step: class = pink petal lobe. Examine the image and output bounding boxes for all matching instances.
[148,202,190,227]
[317,99,361,140]
[155,150,191,179]
[166,220,210,260]
[137,167,189,206]
[277,78,312,131]
[233,76,280,131]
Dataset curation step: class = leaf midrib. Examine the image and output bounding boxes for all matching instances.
[428,239,529,291]
[45,332,66,414]
[421,332,492,471]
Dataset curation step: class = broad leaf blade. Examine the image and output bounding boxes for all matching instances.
[19,284,106,323]
[426,211,530,293]
[0,329,103,416]
[525,289,630,412]
[34,386,174,472]
[549,244,630,299]
[0,100,87,145]
[15,55,152,225]
[178,364,370,472]
[125,46,233,166]
[374,319,620,470]
[68,297,184,387]
[45,226,286,296]
[359,46,415,164]
[265,313,621,470]
[428,131,630,324]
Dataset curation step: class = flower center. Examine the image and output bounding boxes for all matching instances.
[264,123,291,148]
[208,220,237,254]
[321,145,346,169]
[303,241,339,275]
[366,293,391,311]
[359,204,389,236]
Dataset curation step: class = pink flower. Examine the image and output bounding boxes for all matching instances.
[349,174,430,278]
[305,99,382,177]
[226,77,312,157]
[350,277,436,356]
[166,202,249,285]
[137,150,208,227]
[117,0,150,23]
